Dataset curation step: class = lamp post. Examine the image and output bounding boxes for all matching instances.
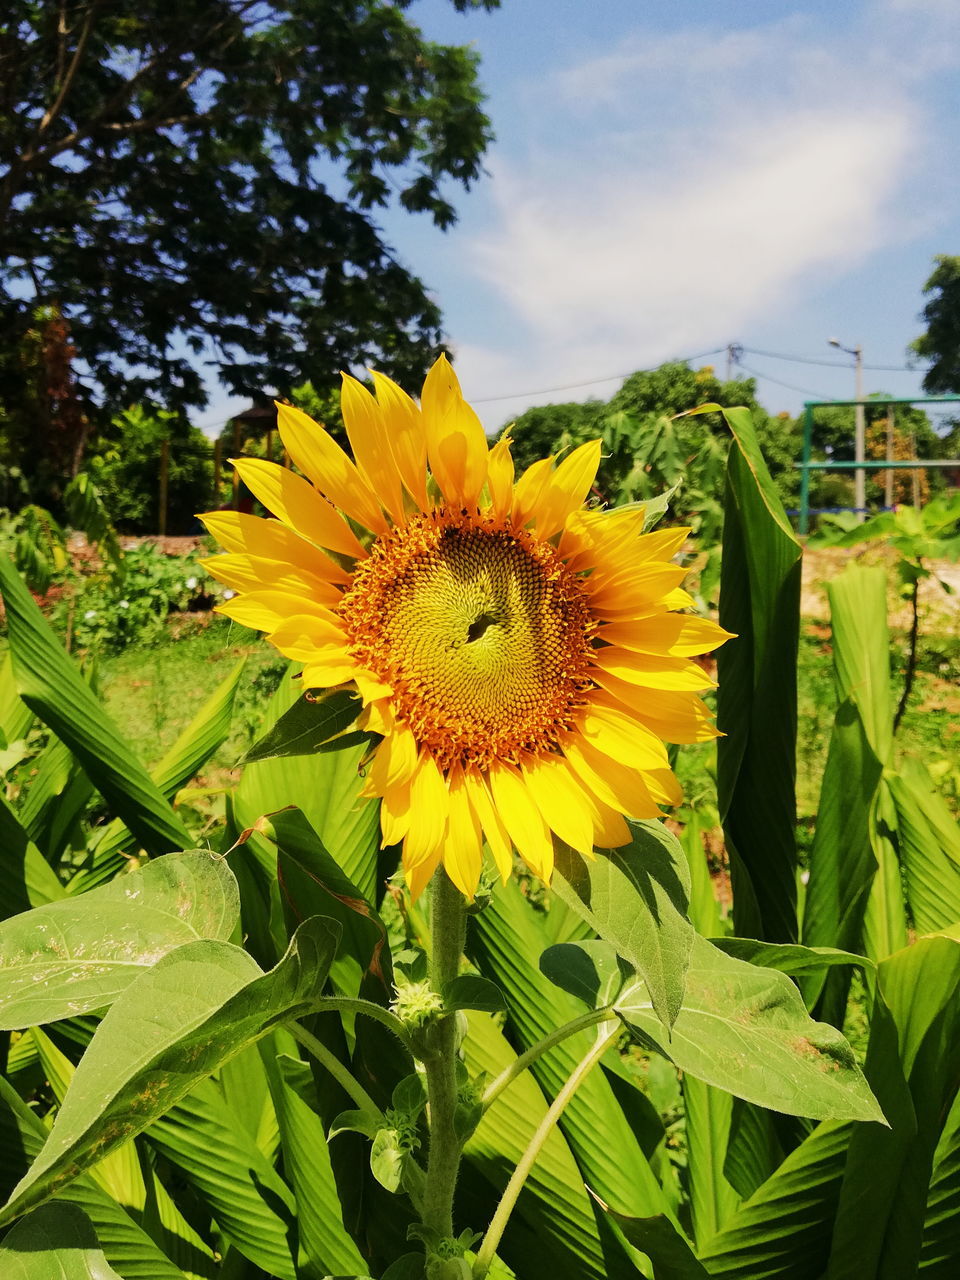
[828,337,865,520]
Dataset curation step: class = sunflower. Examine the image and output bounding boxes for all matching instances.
[201,357,731,899]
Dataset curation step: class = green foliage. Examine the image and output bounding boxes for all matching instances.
[1,401,959,1277]
[86,406,212,535]
[0,0,498,423]
[912,254,960,394]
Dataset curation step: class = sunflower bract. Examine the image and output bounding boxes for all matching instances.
[202,356,732,899]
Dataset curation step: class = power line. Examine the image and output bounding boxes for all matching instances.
[735,360,839,403]
[740,345,920,373]
[469,348,728,404]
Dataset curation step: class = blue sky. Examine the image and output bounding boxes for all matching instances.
[200,0,960,435]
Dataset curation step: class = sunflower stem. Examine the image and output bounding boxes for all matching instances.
[421,865,467,1240]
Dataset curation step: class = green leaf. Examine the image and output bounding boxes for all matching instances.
[461,1011,613,1280]
[0,1076,185,1280]
[802,697,884,1019]
[920,1085,960,1272]
[0,1201,123,1279]
[145,1076,297,1280]
[714,937,872,980]
[540,940,626,1010]
[0,915,340,1225]
[889,759,960,935]
[370,1128,404,1192]
[0,652,32,774]
[826,566,892,760]
[614,933,883,1122]
[234,671,381,903]
[241,688,365,762]
[443,975,506,1014]
[828,934,960,1279]
[268,1048,367,1277]
[553,820,693,1028]
[0,556,192,855]
[471,876,682,1274]
[0,851,240,1029]
[696,1120,852,1278]
[272,806,391,1000]
[589,1195,709,1279]
[0,793,65,922]
[716,405,802,943]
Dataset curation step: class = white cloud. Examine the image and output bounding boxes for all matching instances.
[445,15,935,427]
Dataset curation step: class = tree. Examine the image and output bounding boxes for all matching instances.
[912,254,960,393]
[0,0,498,435]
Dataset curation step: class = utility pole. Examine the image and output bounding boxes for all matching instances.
[829,338,866,521]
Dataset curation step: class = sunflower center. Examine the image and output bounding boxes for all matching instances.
[338,511,596,771]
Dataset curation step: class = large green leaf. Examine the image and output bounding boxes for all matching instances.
[553,821,693,1029]
[471,876,684,1276]
[920,1085,960,1273]
[0,851,240,1029]
[272,807,392,1001]
[802,698,883,993]
[0,794,65,922]
[146,1076,298,1280]
[234,670,382,903]
[589,1198,709,1279]
[0,1076,185,1280]
[268,1048,368,1277]
[696,1120,851,1278]
[826,567,892,760]
[716,406,802,943]
[613,934,882,1122]
[889,759,960,934]
[461,1011,614,1280]
[0,652,32,774]
[678,815,741,1246]
[0,1201,124,1279]
[0,915,340,1225]
[68,661,246,896]
[0,557,191,855]
[17,735,93,863]
[241,688,364,762]
[827,934,960,1279]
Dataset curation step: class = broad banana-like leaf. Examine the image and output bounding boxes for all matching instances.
[715,406,801,943]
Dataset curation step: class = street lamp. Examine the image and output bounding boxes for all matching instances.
[828,337,865,520]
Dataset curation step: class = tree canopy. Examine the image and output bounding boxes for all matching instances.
[912,254,960,394]
[0,0,498,428]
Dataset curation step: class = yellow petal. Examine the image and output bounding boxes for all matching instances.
[405,847,442,901]
[268,614,351,662]
[216,589,339,634]
[592,647,715,691]
[340,374,406,523]
[405,752,450,865]
[231,457,366,559]
[561,736,662,820]
[201,511,351,583]
[443,767,484,899]
[420,355,488,508]
[599,614,734,658]
[199,554,342,605]
[299,658,360,688]
[360,700,395,736]
[590,793,632,849]
[464,767,514,882]
[381,782,412,846]
[592,671,720,743]
[275,401,388,534]
[511,456,554,527]
[485,432,515,521]
[488,761,555,882]
[371,370,429,511]
[369,723,419,793]
[578,701,671,771]
[520,753,595,855]
[586,564,688,613]
[529,440,602,539]
[559,506,646,570]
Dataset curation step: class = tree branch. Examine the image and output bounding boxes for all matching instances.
[36,0,102,142]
